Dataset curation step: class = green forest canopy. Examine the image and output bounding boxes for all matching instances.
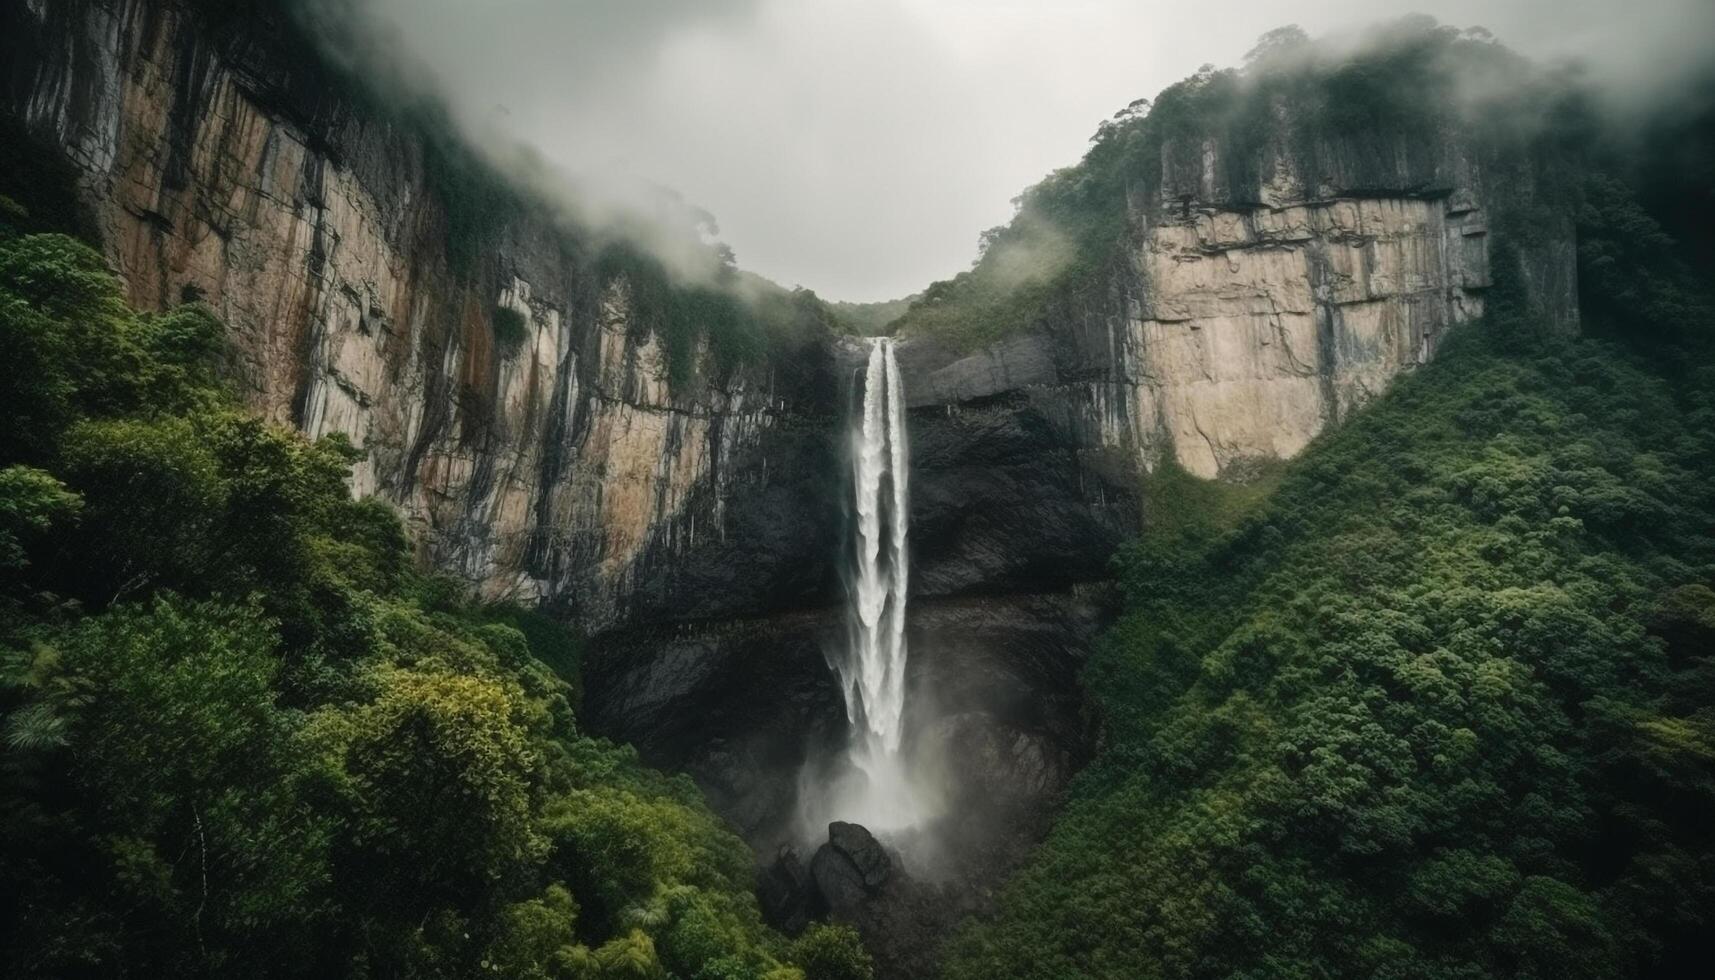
[945,311,1715,980]
[939,58,1715,975]
[0,227,870,980]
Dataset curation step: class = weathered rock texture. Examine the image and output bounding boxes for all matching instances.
[6,8,1589,975]
[3,0,828,632]
[4,0,1579,641]
[899,125,1579,480]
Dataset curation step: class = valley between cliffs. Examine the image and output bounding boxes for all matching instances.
[3,1,1594,975]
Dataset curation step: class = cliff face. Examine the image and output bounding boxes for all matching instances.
[5,1,1581,639]
[4,0,828,633]
[901,118,1579,480]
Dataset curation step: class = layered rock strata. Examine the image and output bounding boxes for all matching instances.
[3,0,826,631]
[899,126,1578,480]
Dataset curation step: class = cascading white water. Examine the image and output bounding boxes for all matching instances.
[827,337,925,831]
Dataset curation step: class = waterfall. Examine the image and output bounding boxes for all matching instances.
[830,337,923,831]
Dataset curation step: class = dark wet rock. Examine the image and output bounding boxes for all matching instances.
[803,821,961,978]
[582,608,849,843]
[618,381,848,627]
[806,828,984,980]
[926,713,1069,810]
[829,336,1142,603]
[826,822,892,891]
[906,390,1139,598]
[810,841,870,913]
[900,594,1104,826]
[758,846,818,935]
[583,591,1105,850]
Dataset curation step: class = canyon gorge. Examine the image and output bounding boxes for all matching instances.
[6,2,1652,977]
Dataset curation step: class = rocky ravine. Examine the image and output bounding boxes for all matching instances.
[587,110,1582,976]
[4,0,1578,632]
[6,2,1580,973]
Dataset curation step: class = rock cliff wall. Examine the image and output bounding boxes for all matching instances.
[900,120,1579,480]
[3,0,829,632]
[4,0,1582,639]
[6,6,1586,938]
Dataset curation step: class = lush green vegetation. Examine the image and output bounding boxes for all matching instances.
[891,19,1565,352]
[826,296,917,338]
[0,225,868,979]
[941,142,1715,978]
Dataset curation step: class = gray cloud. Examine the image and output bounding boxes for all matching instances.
[346,0,1715,301]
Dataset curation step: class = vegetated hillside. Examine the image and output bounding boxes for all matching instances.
[939,95,1715,979]
[826,296,918,337]
[889,18,1574,351]
[0,224,870,979]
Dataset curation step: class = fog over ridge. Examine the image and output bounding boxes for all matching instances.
[338,0,1715,302]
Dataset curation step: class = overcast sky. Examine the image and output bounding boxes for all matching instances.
[360,0,1715,301]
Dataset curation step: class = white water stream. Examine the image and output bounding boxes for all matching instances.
[826,337,927,832]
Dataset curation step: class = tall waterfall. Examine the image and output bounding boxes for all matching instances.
[830,337,923,831]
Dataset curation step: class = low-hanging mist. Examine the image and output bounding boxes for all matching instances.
[315,0,1712,301]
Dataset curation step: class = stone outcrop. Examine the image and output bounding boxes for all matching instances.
[791,818,1002,980]
[898,122,1579,481]
[812,822,893,901]
[900,197,1484,479]
[758,846,818,935]
[1090,197,1488,477]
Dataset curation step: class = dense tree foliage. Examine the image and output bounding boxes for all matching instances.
[0,227,868,980]
[940,149,1715,978]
